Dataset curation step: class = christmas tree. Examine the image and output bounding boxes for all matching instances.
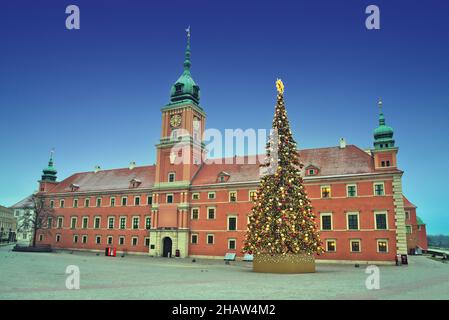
[243,79,324,257]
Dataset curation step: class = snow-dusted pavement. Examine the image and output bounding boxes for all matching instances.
[0,245,448,300]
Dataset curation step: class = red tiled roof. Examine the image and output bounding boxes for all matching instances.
[47,145,401,193]
[192,145,393,185]
[47,166,156,194]
[403,196,417,208]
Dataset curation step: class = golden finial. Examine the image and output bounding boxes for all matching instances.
[276,79,284,94]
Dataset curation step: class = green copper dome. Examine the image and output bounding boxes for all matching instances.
[170,27,200,105]
[41,151,57,182]
[373,99,395,149]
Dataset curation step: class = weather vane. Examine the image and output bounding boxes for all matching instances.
[185,25,191,39]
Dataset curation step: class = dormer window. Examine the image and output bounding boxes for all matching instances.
[70,184,80,192]
[130,179,142,188]
[175,84,183,94]
[193,86,199,97]
[305,165,319,176]
[217,171,230,183]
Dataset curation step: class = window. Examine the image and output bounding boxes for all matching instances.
[60,199,65,208]
[347,213,359,230]
[418,225,422,231]
[228,239,236,250]
[47,217,53,229]
[406,225,412,234]
[207,234,214,244]
[134,196,140,206]
[347,184,357,197]
[191,234,198,244]
[147,195,153,205]
[120,217,126,230]
[95,236,101,244]
[133,217,139,229]
[73,199,78,208]
[374,182,385,196]
[166,194,173,204]
[119,236,125,245]
[228,216,237,231]
[377,240,388,253]
[207,207,216,220]
[208,192,216,199]
[39,234,44,241]
[175,84,183,94]
[350,240,361,252]
[192,193,200,200]
[121,197,128,206]
[145,217,151,229]
[326,240,336,252]
[375,212,388,230]
[50,200,54,208]
[249,190,257,201]
[107,236,113,245]
[73,235,79,243]
[110,197,116,207]
[71,217,77,229]
[132,237,138,246]
[405,211,410,220]
[108,217,115,229]
[386,160,390,167]
[57,217,63,228]
[84,198,90,207]
[191,208,199,220]
[56,234,61,242]
[381,161,386,167]
[321,214,332,231]
[94,217,100,229]
[145,237,150,247]
[82,235,88,244]
[309,169,315,175]
[321,186,331,198]
[82,217,88,229]
[229,191,237,202]
[96,198,102,207]
[168,172,176,183]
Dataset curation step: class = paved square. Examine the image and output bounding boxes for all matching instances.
[0,245,448,299]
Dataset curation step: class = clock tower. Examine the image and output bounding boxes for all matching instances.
[149,27,206,258]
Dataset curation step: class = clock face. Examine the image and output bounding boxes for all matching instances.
[170,114,182,128]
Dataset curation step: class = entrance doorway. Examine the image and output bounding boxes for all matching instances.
[162,237,172,257]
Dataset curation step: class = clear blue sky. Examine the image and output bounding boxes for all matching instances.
[1,0,448,234]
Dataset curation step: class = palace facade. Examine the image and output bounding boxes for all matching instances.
[31,34,427,263]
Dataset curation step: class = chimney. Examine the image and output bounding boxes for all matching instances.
[94,165,101,173]
[339,138,346,149]
[129,161,136,170]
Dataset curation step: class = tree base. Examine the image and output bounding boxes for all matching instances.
[253,253,315,274]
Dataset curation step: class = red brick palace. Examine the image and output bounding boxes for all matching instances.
[32,34,427,264]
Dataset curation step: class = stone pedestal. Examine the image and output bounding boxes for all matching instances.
[253,253,315,274]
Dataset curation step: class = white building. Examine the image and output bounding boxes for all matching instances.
[11,195,35,244]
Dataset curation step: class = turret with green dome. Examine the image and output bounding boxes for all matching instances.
[41,150,57,182]
[169,26,201,106]
[373,98,395,150]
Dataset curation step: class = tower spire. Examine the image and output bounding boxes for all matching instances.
[378,97,385,126]
[373,98,394,149]
[183,26,191,72]
[169,26,200,105]
[41,149,57,182]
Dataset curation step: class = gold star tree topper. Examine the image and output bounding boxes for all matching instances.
[276,79,284,94]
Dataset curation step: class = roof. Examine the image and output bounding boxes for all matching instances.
[46,165,156,194]
[403,196,417,208]
[0,205,14,213]
[192,145,396,186]
[43,145,401,194]
[11,195,35,209]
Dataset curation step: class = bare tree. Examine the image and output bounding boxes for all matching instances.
[30,194,56,247]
